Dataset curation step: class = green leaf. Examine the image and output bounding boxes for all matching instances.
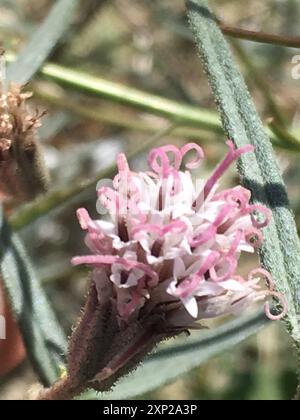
[0,206,67,386]
[80,312,267,400]
[7,0,79,84]
[186,0,300,350]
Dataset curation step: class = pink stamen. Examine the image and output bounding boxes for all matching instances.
[72,255,159,286]
[175,251,220,298]
[133,220,187,238]
[98,187,119,211]
[117,153,130,172]
[180,143,204,169]
[248,268,288,320]
[190,204,233,247]
[148,145,182,177]
[264,292,288,321]
[245,228,263,248]
[215,186,251,211]
[247,204,272,229]
[162,220,187,235]
[209,256,237,282]
[248,268,275,290]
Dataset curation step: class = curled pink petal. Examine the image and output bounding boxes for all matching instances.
[219,186,251,211]
[248,268,275,290]
[72,255,159,287]
[200,140,254,203]
[191,204,233,247]
[180,143,204,169]
[227,230,243,255]
[245,228,263,249]
[247,204,272,229]
[148,145,182,177]
[162,220,187,235]
[264,292,288,321]
[196,251,220,277]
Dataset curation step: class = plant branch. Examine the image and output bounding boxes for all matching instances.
[34,83,215,141]
[219,21,300,49]
[37,378,84,401]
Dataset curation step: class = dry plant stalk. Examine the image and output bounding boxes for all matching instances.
[0,78,49,202]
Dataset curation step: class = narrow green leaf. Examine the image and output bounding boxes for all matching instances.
[7,0,79,84]
[0,206,67,385]
[80,312,267,400]
[186,0,300,349]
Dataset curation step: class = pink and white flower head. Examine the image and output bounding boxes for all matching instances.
[72,141,287,330]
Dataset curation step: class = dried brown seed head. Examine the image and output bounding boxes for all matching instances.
[0,80,50,201]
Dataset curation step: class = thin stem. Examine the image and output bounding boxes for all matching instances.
[40,63,220,131]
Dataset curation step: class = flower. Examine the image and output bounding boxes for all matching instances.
[40,141,287,399]
[72,141,287,329]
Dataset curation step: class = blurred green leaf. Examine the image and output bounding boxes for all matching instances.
[186,0,300,350]
[38,62,300,151]
[38,112,74,143]
[80,312,267,400]
[7,0,79,84]
[0,206,67,386]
